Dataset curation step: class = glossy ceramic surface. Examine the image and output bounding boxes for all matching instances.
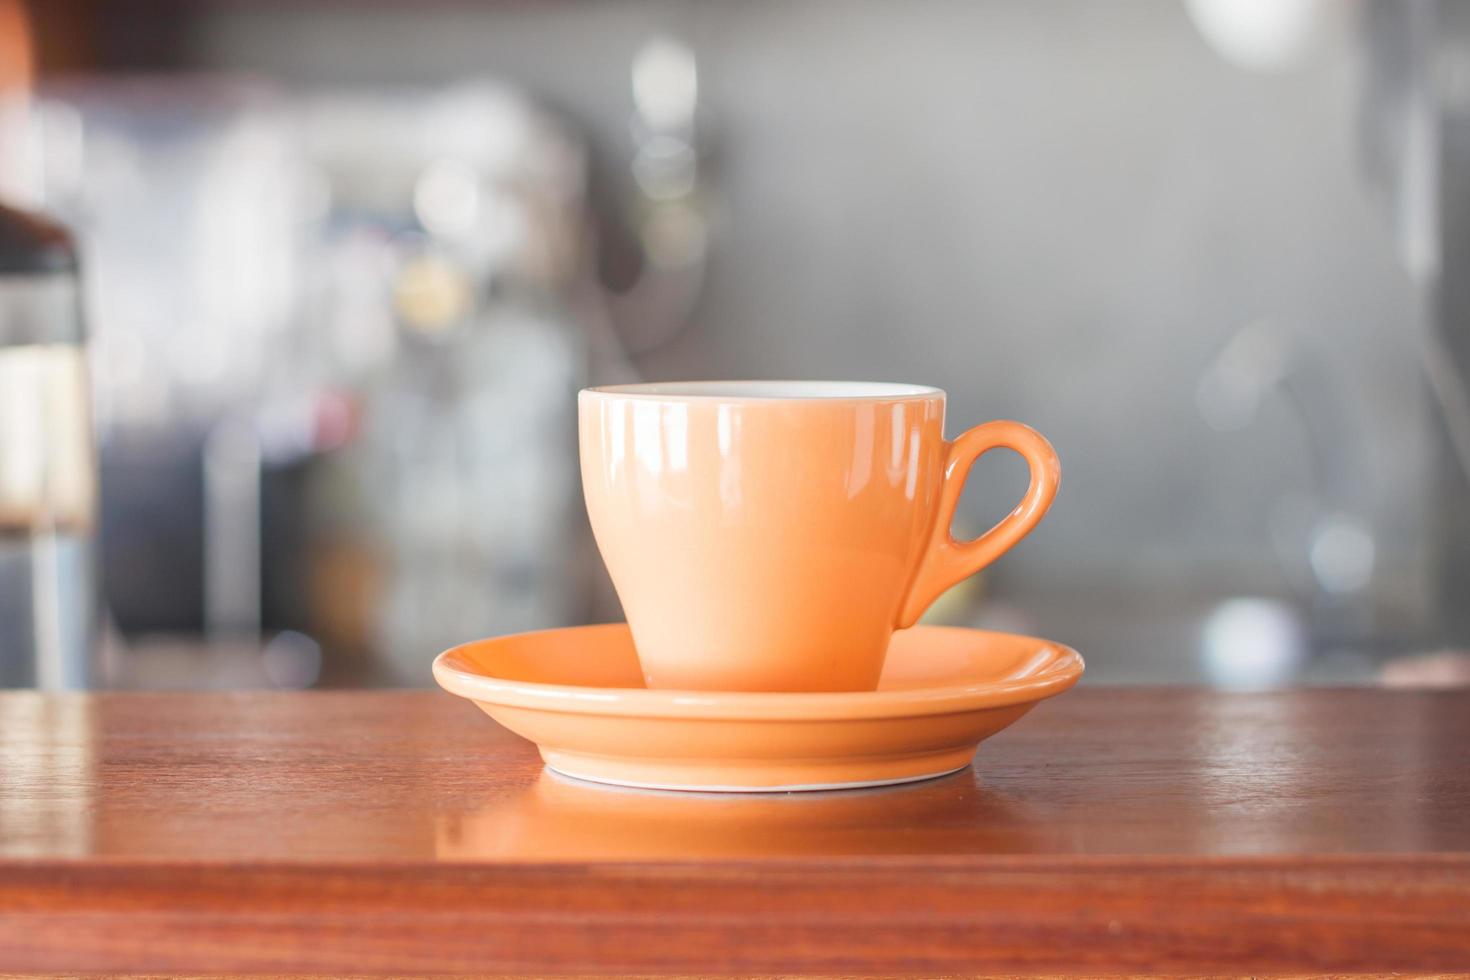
[579,381,1060,692]
[432,623,1083,792]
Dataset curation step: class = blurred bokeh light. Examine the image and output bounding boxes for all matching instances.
[3,0,1468,690]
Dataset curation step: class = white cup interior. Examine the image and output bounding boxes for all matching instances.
[585,381,942,400]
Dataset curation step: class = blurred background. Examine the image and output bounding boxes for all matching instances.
[2,0,1468,691]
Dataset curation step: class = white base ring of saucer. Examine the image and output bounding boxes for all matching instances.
[544,762,970,794]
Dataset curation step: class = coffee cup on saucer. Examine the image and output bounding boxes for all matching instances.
[579,381,1060,693]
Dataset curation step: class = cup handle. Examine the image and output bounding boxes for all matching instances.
[896,421,1060,628]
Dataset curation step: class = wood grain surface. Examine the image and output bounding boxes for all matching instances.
[0,688,1467,974]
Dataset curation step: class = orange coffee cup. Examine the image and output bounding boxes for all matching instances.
[579,381,1059,692]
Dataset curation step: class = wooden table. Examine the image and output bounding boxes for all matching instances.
[0,688,1466,975]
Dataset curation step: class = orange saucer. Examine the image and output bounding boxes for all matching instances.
[433,624,1083,792]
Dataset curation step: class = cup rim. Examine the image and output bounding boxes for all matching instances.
[581,380,945,402]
